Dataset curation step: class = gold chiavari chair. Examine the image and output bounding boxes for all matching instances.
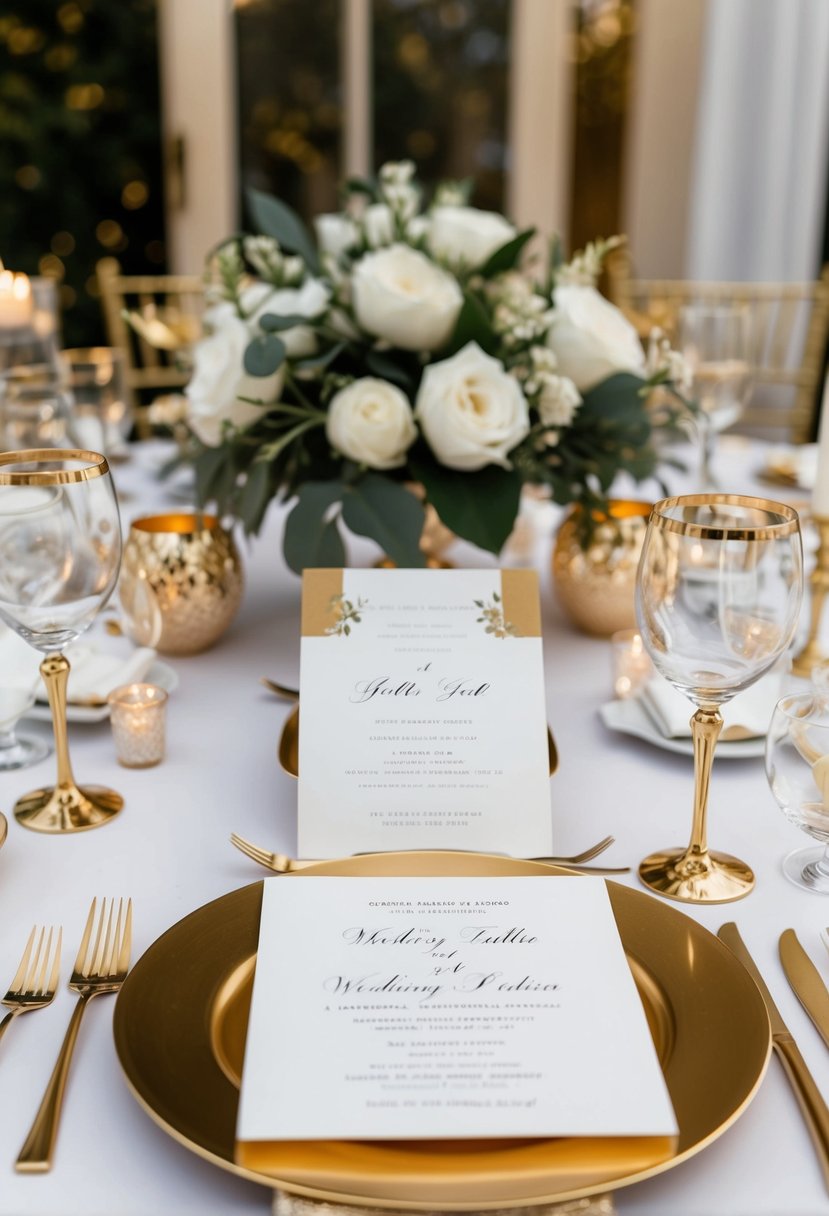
[97,260,204,437]
[605,249,829,442]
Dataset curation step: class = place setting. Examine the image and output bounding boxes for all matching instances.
[5,12,829,1214]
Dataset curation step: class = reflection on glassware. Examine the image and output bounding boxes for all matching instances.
[767,692,829,892]
[62,347,132,458]
[0,686,51,770]
[0,379,71,451]
[0,449,123,832]
[611,629,653,699]
[679,305,752,490]
[636,493,803,902]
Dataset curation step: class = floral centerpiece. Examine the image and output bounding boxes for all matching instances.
[183,162,685,571]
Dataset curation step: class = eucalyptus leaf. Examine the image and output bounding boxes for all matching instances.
[294,341,348,375]
[479,228,536,278]
[259,312,321,333]
[244,333,286,377]
[246,187,321,273]
[238,460,273,535]
[364,349,417,391]
[194,445,231,507]
[444,291,498,356]
[409,458,522,554]
[341,476,426,568]
[283,481,346,573]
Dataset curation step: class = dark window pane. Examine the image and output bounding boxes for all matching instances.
[373,0,510,211]
[235,0,342,221]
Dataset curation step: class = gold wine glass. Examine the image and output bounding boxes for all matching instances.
[0,450,123,832]
[635,494,803,902]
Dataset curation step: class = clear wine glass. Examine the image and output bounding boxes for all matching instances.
[0,687,50,770]
[61,348,132,458]
[0,450,123,832]
[678,305,752,490]
[636,493,803,902]
[766,692,829,893]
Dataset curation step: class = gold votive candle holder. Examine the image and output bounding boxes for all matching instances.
[108,683,168,768]
[611,629,654,699]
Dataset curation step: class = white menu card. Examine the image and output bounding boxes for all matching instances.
[297,568,552,858]
[236,876,677,1147]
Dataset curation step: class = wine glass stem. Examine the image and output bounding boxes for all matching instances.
[699,416,717,490]
[39,653,77,790]
[688,706,723,858]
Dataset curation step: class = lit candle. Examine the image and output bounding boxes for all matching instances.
[0,261,33,330]
[813,370,829,518]
[611,629,654,699]
[108,682,168,768]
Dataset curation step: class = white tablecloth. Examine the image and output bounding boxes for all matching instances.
[0,438,827,1216]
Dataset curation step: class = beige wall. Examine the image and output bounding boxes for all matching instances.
[622,0,707,277]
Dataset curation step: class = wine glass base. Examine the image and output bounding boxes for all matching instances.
[782,846,829,894]
[14,783,124,834]
[0,734,52,771]
[639,847,755,904]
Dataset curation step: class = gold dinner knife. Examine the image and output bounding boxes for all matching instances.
[780,929,829,1051]
[719,922,829,1193]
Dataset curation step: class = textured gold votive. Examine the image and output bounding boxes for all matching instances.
[120,512,243,655]
[109,682,168,768]
[552,500,652,637]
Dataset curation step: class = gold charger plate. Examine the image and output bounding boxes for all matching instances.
[113,853,770,1210]
[278,707,559,777]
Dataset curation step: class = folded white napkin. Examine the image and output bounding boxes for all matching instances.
[764,443,818,489]
[0,627,156,701]
[638,672,783,740]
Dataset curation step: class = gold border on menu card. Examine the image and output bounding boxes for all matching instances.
[500,570,542,637]
[651,494,799,541]
[301,569,344,637]
[0,449,110,485]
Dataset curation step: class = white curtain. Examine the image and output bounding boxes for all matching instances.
[687,0,829,281]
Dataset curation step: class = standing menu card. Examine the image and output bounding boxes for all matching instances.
[297,568,552,858]
[236,876,677,1152]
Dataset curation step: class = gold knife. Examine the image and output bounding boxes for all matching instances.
[719,922,829,1193]
[780,929,829,1052]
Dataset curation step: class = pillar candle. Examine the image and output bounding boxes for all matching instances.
[813,370,829,518]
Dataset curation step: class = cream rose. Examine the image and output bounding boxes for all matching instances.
[186,314,284,446]
[547,284,645,391]
[415,342,530,471]
[352,244,463,352]
[249,277,330,358]
[326,378,417,470]
[428,206,516,269]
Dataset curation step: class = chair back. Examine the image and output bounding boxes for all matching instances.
[606,251,829,441]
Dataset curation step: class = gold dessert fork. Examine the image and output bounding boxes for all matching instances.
[0,926,62,1048]
[16,897,132,1173]
[230,832,629,874]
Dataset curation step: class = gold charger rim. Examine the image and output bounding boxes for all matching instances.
[113,852,770,1210]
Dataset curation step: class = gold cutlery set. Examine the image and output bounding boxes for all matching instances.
[719,923,829,1189]
[2,897,132,1173]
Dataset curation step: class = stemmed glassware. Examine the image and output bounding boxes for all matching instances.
[678,305,752,489]
[0,450,123,832]
[636,494,803,902]
[766,692,829,893]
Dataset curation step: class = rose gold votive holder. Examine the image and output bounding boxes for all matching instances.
[108,683,168,768]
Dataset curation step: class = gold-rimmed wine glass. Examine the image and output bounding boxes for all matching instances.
[635,493,803,902]
[0,450,123,832]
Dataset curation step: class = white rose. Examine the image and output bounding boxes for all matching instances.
[314,213,358,259]
[352,244,463,353]
[428,206,516,269]
[363,203,394,247]
[326,378,417,470]
[415,341,530,471]
[249,278,330,357]
[186,314,284,446]
[537,375,582,427]
[547,284,645,391]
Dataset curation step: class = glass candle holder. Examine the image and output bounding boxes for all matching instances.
[611,628,654,699]
[108,683,168,768]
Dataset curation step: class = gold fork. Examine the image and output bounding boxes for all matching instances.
[0,926,62,1047]
[16,897,132,1173]
[229,833,629,875]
